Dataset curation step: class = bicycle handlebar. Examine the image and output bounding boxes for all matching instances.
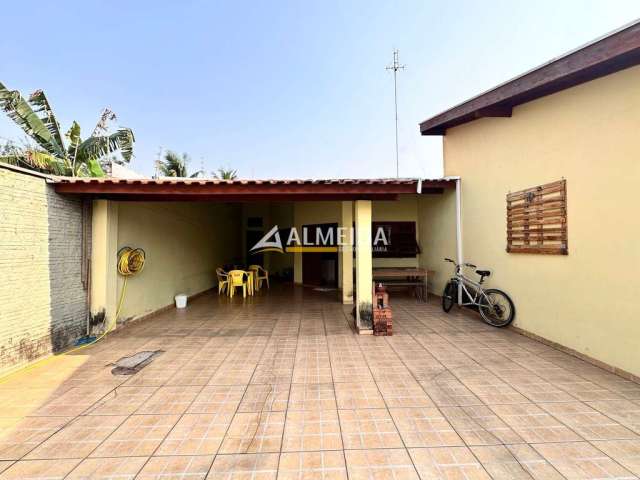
[443,258,477,269]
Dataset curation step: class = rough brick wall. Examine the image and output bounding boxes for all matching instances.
[0,166,88,375]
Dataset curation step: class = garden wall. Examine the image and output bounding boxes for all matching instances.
[0,164,89,375]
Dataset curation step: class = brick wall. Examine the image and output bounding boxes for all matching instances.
[0,165,88,375]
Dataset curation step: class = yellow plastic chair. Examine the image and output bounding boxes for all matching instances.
[227,270,248,298]
[216,268,229,295]
[248,265,270,291]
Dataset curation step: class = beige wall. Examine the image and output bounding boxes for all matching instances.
[442,65,640,377]
[373,195,420,268]
[418,191,457,294]
[116,202,241,320]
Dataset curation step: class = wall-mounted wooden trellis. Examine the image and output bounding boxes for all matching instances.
[507,180,568,255]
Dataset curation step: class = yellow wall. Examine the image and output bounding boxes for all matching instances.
[116,202,241,320]
[442,65,640,377]
[418,191,457,294]
[373,195,420,268]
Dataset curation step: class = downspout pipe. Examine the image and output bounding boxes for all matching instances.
[455,178,463,305]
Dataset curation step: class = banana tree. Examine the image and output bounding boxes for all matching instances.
[0,81,134,176]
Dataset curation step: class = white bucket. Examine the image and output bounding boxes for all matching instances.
[175,294,187,309]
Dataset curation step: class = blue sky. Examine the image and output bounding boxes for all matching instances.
[1,1,639,179]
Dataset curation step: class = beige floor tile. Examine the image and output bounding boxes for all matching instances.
[0,416,72,460]
[207,453,279,480]
[219,411,285,453]
[592,439,640,476]
[345,448,419,480]
[471,444,563,479]
[279,451,347,480]
[156,412,233,455]
[419,377,484,407]
[66,456,148,479]
[282,409,342,451]
[533,441,636,479]
[441,405,524,445]
[540,402,638,440]
[288,383,336,411]
[85,386,159,416]
[25,415,126,459]
[238,384,290,412]
[338,409,403,449]
[136,386,203,415]
[90,414,180,457]
[587,400,640,435]
[0,458,80,479]
[187,385,245,414]
[376,379,435,408]
[490,403,583,443]
[136,455,214,479]
[389,407,464,448]
[334,382,386,409]
[408,446,490,479]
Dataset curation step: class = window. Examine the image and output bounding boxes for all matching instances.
[372,221,419,258]
[507,180,568,255]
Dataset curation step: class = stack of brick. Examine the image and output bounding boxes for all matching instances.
[372,283,392,336]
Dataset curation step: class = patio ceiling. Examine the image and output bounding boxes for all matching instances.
[52,177,455,201]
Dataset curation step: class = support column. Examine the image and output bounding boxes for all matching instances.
[339,201,353,304]
[354,200,372,330]
[90,200,119,330]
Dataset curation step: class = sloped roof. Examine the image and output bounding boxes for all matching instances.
[420,20,640,135]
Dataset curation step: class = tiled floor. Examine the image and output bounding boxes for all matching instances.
[1,285,639,479]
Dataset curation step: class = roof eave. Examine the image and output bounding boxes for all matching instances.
[420,19,640,136]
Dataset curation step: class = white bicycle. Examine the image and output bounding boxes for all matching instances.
[441,258,515,327]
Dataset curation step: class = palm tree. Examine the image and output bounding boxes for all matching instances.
[212,167,238,180]
[157,150,202,178]
[0,81,134,176]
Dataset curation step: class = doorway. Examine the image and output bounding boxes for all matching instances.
[302,223,339,287]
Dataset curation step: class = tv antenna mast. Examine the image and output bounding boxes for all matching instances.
[386,49,405,178]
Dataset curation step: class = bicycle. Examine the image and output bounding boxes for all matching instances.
[441,258,515,327]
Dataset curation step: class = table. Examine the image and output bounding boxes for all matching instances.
[372,267,430,302]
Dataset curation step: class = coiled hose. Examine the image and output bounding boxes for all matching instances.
[0,246,146,384]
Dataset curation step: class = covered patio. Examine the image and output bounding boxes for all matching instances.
[1,288,639,479]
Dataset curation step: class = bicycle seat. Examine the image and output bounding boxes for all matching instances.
[476,270,491,277]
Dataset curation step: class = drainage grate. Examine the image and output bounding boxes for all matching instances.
[111,350,164,375]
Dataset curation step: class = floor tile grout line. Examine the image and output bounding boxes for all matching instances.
[398,302,623,478]
[380,313,503,480]
[322,304,350,480]
[393,303,546,480]
[274,307,302,480]
[349,325,423,480]
[128,308,245,479]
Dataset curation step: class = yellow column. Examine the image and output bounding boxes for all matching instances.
[340,201,353,304]
[354,200,372,330]
[90,200,119,330]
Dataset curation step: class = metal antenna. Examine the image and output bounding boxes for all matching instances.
[386,49,405,178]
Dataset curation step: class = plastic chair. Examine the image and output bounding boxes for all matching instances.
[227,270,248,298]
[216,268,229,295]
[248,265,270,291]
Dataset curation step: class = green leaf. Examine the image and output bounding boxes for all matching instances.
[86,158,105,177]
[0,81,66,158]
[28,90,66,154]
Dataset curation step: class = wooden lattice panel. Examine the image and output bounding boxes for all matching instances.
[507,180,568,255]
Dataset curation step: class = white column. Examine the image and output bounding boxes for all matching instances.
[455,178,464,305]
[340,201,353,304]
[354,200,373,330]
[91,200,119,330]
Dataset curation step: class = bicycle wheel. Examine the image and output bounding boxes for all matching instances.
[442,281,457,312]
[478,289,515,327]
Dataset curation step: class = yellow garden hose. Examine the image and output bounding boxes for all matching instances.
[0,246,145,384]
